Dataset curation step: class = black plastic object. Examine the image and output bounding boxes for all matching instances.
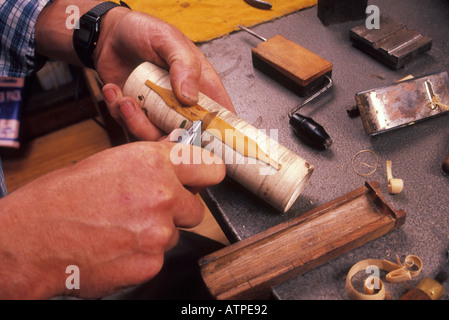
[289,113,332,150]
[244,0,272,10]
[317,0,367,26]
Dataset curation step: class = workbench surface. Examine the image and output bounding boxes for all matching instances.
[199,0,449,300]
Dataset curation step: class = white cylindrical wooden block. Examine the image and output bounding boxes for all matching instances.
[123,62,314,212]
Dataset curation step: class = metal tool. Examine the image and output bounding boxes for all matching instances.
[238,25,267,42]
[356,71,449,136]
[176,109,220,145]
[177,120,202,145]
[288,76,333,150]
[243,0,272,10]
[239,25,334,150]
[288,76,333,118]
[350,16,432,70]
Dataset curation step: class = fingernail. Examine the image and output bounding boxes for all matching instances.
[118,101,136,120]
[181,81,198,104]
[103,88,117,103]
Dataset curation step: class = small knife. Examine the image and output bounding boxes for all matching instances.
[177,111,219,145]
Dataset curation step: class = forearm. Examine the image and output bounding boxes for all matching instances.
[35,0,129,68]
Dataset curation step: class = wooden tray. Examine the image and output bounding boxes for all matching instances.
[199,181,406,300]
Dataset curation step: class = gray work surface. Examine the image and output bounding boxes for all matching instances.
[198,0,449,300]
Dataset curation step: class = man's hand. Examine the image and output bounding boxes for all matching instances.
[36,0,235,141]
[0,142,225,299]
[95,9,235,140]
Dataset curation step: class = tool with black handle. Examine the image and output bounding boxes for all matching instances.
[288,76,333,150]
[244,0,272,10]
[239,25,333,150]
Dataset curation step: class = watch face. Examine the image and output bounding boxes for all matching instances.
[73,2,122,68]
[77,28,92,44]
[76,22,96,47]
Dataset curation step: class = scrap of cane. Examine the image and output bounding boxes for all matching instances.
[346,255,423,300]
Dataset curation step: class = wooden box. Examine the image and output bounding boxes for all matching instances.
[199,181,406,300]
[251,35,333,97]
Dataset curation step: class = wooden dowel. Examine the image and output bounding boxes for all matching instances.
[123,62,314,212]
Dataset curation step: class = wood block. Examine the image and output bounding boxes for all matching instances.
[251,35,333,97]
[317,0,368,26]
[350,16,432,70]
[199,181,406,300]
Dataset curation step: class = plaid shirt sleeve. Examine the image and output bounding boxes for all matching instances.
[0,0,55,78]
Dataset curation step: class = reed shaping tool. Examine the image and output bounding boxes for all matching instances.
[356,71,449,136]
[350,16,432,70]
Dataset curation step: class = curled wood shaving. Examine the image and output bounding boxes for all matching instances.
[352,150,379,177]
[346,255,423,300]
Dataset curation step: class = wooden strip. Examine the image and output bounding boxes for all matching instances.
[144,80,281,170]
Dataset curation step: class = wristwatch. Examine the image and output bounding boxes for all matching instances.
[72,1,130,69]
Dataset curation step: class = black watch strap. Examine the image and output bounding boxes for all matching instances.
[73,1,130,69]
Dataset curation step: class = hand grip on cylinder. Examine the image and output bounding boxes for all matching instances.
[123,62,314,212]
